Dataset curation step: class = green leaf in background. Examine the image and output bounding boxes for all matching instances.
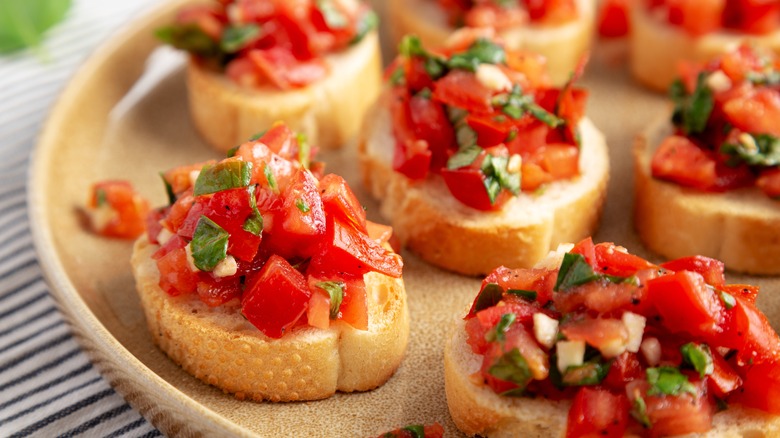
[0,0,72,54]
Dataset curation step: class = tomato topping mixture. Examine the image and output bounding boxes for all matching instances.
[376,422,445,438]
[464,237,780,437]
[157,0,377,89]
[597,0,629,38]
[645,0,780,36]
[387,33,588,211]
[146,123,402,338]
[651,45,780,199]
[87,180,149,239]
[437,0,578,30]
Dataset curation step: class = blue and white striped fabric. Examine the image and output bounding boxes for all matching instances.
[0,1,162,436]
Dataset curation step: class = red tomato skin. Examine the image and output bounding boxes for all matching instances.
[720,293,780,364]
[156,240,201,297]
[201,187,263,262]
[318,173,367,233]
[409,93,455,171]
[666,0,725,36]
[566,387,629,438]
[731,361,780,414]
[241,254,311,339]
[441,167,511,211]
[660,255,725,287]
[651,136,719,191]
[480,266,554,306]
[89,180,149,239]
[311,217,403,279]
[145,207,166,245]
[337,277,368,330]
[594,242,657,278]
[196,275,241,307]
[560,318,628,353]
[646,271,725,340]
[265,169,326,260]
[602,352,643,391]
[625,379,713,437]
[723,88,780,138]
[757,167,780,199]
[708,350,742,398]
[432,70,493,113]
[598,0,630,38]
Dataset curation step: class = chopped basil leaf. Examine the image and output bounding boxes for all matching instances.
[525,101,563,128]
[191,216,229,271]
[447,38,506,72]
[401,425,425,438]
[492,85,562,127]
[160,172,176,205]
[554,253,600,291]
[220,24,260,53]
[670,72,714,135]
[561,360,610,386]
[646,366,697,397]
[455,123,478,149]
[481,154,521,197]
[507,289,537,301]
[193,160,252,196]
[263,163,278,193]
[631,395,652,429]
[502,103,523,120]
[317,0,348,29]
[95,188,107,207]
[415,88,432,99]
[488,348,532,392]
[316,281,344,319]
[473,282,504,312]
[350,10,378,45]
[721,133,780,167]
[398,35,426,58]
[681,343,714,378]
[424,56,446,79]
[295,198,310,213]
[746,70,780,86]
[248,130,267,141]
[446,144,481,169]
[156,24,220,58]
[485,313,516,343]
[226,145,240,158]
[389,66,405,86]
[719,290,736,309]
[506,129,518,142]
[242,185,263,236]
[297,133,310,169]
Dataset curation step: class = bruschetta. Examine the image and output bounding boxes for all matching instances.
[634,45,780,275]
[359,33,609,276]
[157,0,382,152]
[630,0,780,91]
[388,0,596,85]
[445,238,780,437]
[131,123,409,401]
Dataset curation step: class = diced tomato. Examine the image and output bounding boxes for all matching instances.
[651,136,718,190]
[506,120,549,156]
[404,56,435,92]
[723,0,780,34]
[88,180,149,239]
[247,47,327,90]
[594,242,657,278]
[481,266,554,306]
[391,89,432,180]
[201,187,263,262]
[720,293,780,364]
[266,169,325,259]
[602,352,643,391]
[720,283,759,304]
[311,216,403,278]
[196,275,241,307]
[757,167,780,199]
[566,387,629,438]
[254,122,298,158]
[306,286,330,330]
[466,297,545,354]
[731,361,780,414]
[441,166,512,211]
[625,379,712,436]
[539,144,579,179]
[463,4,527,30]
[145,207,166,244]
[432,70,493,113]
[163,161,213,196]
[646,271,725,340]
[719,44,768,83]
[365,221,393,245]
[519,162,553,192]
[337,277,368,330]
[318,174,367,233]
[242,254,311,338]
[666,0,725,36]
[707,351,742,398]
[560,318,628,357]
[597,0,630,38]
[504,51,551,89]
[156,240,201,296]
[723,88,780,137]
[175,4,224,40]
[375,422,445,438]
[554,279,650,315]
[660,255,725,287]
[409,92,456,171]
[481,324,549,393]
[522,0,578,24]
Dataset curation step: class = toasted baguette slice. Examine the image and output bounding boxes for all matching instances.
[187,32,382,152]
[629,5,780,92]
[444,314,780,437]
[633,118,780,275]
[131,237,409,402]
[387,0,595,86]
[358,97,609,277]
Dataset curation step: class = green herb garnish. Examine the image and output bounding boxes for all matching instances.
[242,185,263,236]
[295,198,310,213]
[447,38,506,72]
[389,66,406,86]
[646,366,697,397]
[220,24,260,53]
[670,72,714,135]
[156,24,220,59]
[350,10,378,45]
[317,0,348,29]
[193,160,252,196]
[401,425,425,438]
[481,154,521,201]
[721,133,780,167]
[297,133,311,169]
[554,253,601,291]
[160,172,176,205]
[446,144,481,169]
[316,281,345,319]
[191,216,229,271]
[507,289,537,301]
[681,343,714,378]
[560,360,611,386]
[718,290,736,309]
[488,348,533,393]
[0,0,72,54]
[631,395,652,428]
[491,85,563,127]
[473,282,504,313]
[485,313,516,343]
[263,163,278,193]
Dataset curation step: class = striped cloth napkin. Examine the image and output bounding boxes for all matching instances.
[0,1,163,436]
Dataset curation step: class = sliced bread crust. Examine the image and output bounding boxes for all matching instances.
[629,4,780,92]
[131,237,409,402]
[358,97,609,277]
[444,315,780,437]
[387,0,595,86]
[634,118,780,275]
[187,31,382,152]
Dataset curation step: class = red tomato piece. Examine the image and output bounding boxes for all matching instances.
[519,162,553,192]
[337,277,368,330]
[375,422,445,438]
[409,93,456,171]
[594,242,657,278]
[566,387,629,438]
[723,88,780,137]
[441,166,512,211]
[651,136,719,191]
[597,0,630,38]
[391,88,432,180]
[707,350,742,398]
[660,255,725,287]
[757,167,780,199]
[481,324,549,393]
[306,287,330,330]
[720,283,759,304]
[723,0,780,34]
[432,70,493,113]
[318,173,367,233]
[241,254,311,338]
[560,318,628,356]
[404,56,435,92]
[196,275,241,307]
[731,361,780,414]
[312,216,403,278]
[523,0,578,24]
[247,47,327,90]
[602,352,643,391]
[625,379,712,436]
[720,293,780,364]
[266,169,326,259]
[201,187,263,262]
[88,180,150,239]
[481,266,554,306]
[156,239,201,296]
[666,0,725,36]
[646,271,725,340]
[540,144,579,179]
[163,161,214,196]
[145,207,166,245]
[254,122,298,158]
